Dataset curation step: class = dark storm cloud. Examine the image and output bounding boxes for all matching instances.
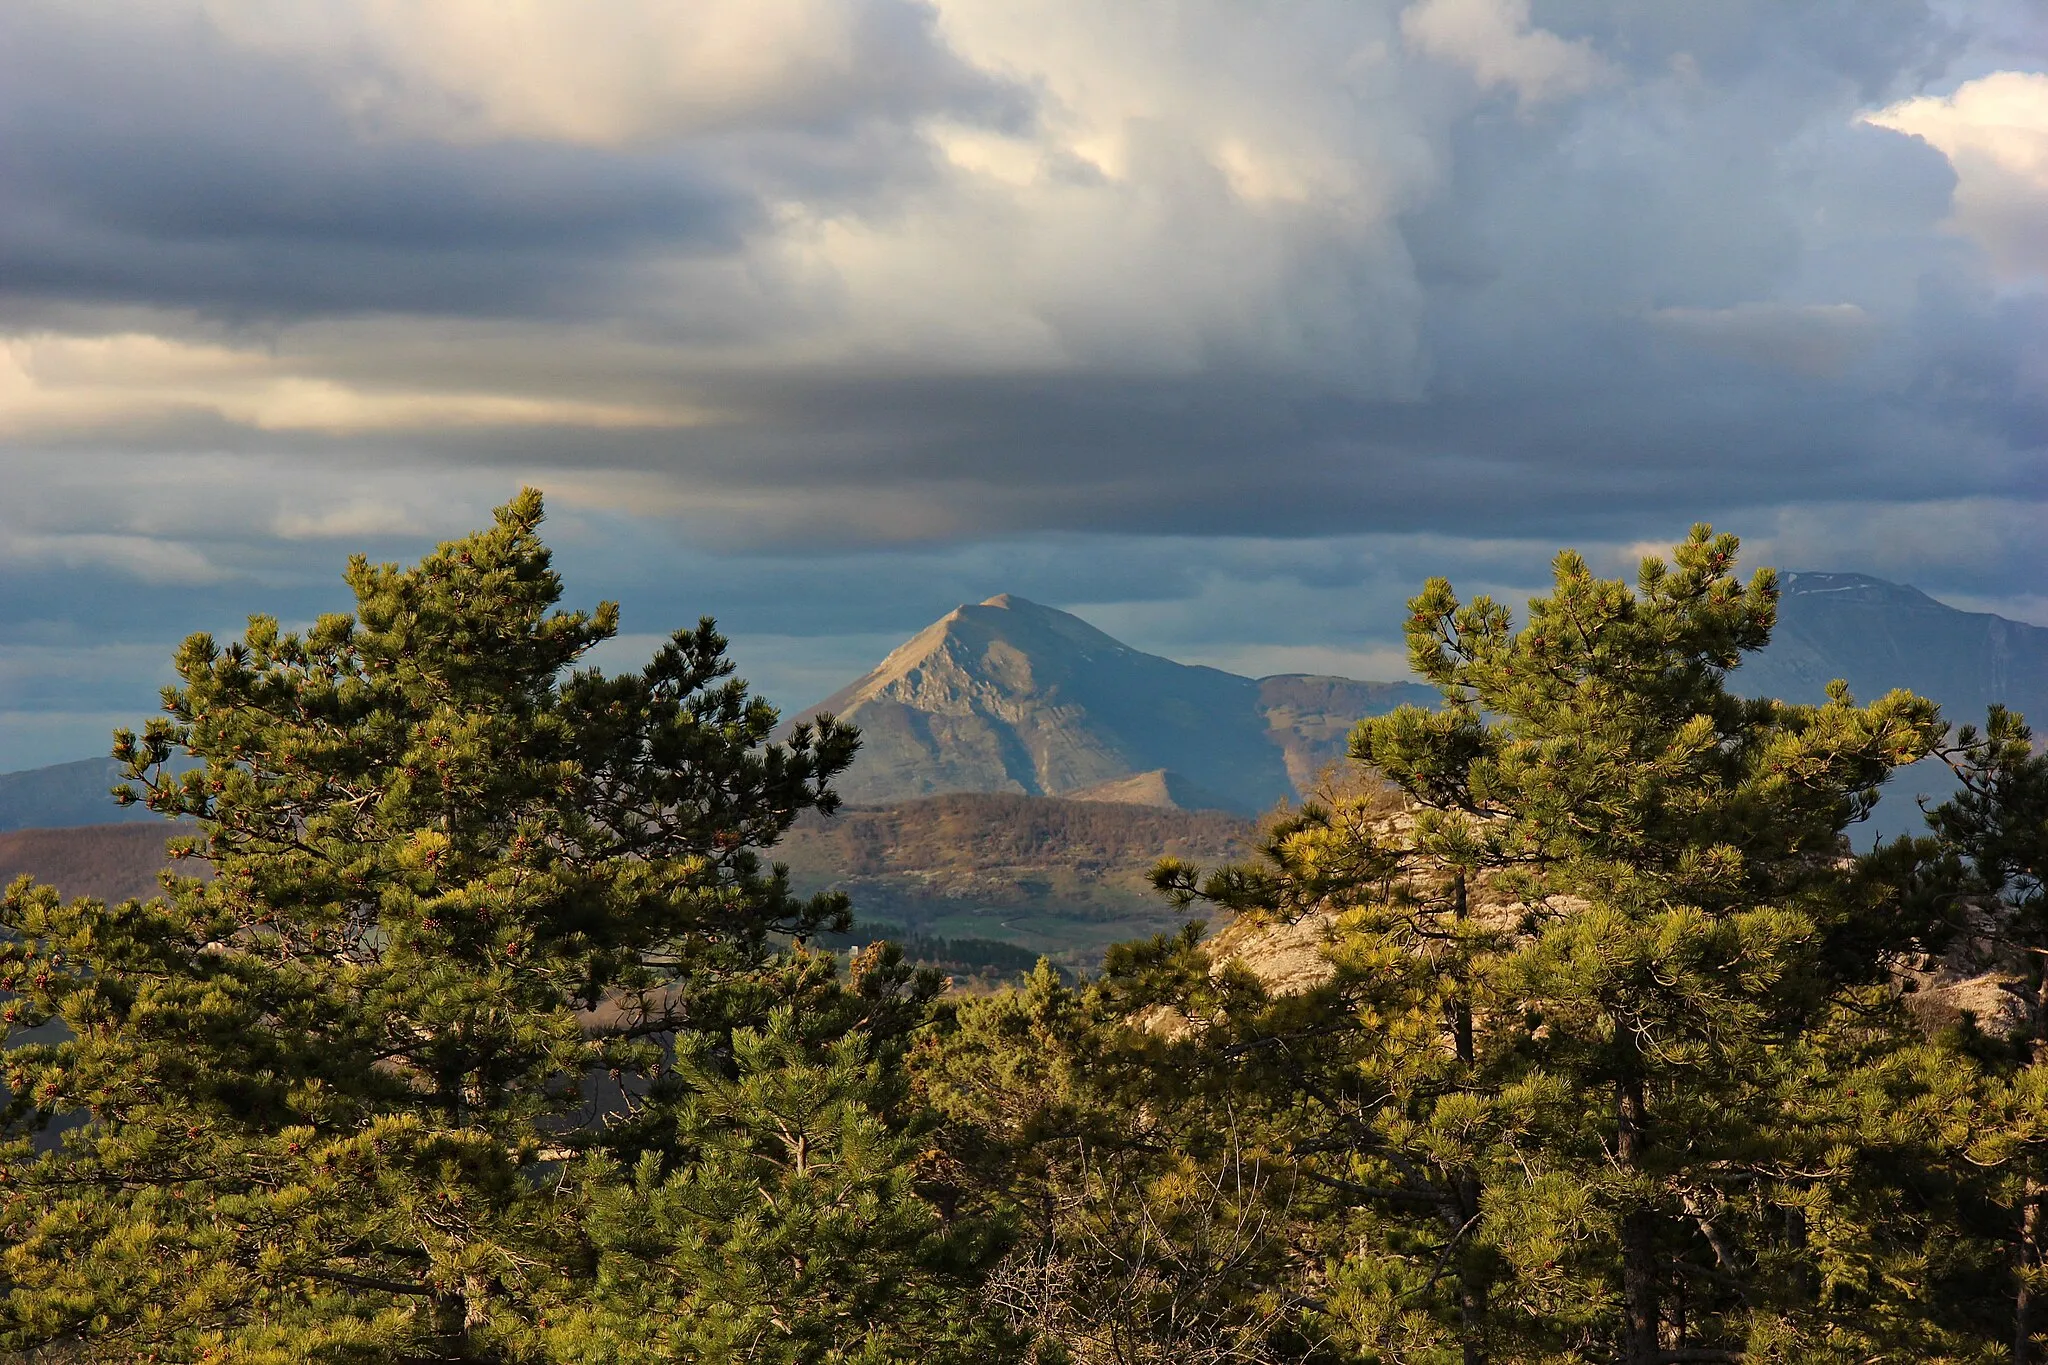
[0,1,1009,323]
[0,25,700,320]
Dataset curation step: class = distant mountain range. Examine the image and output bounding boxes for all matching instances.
[4,571,2045,832]
[793,578,2048,816]
[0,758,153,835]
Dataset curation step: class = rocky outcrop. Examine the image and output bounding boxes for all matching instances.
[1897,899,2037,1039]
[1185,806,2036,1043]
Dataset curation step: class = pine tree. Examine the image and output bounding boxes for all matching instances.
[1156,528,1955,1362]
[0,491,1007,1362]
[556,946,1020,1364]
[920,956,1316,1365]
[1894,705,2048,1359]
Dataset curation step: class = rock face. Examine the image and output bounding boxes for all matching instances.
[794,594,1435,816]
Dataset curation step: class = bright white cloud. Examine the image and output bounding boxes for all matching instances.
[748,0,1439,384]
[1865,70,2048,278]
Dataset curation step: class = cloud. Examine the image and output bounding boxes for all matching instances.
[201,0,1006,147]
[1648,303,1877,376]
[1400,0,1606,105]
[0,532,227,585]
[1,0,2046,771]
[0,331,711,434]
[1865,70,2048,278]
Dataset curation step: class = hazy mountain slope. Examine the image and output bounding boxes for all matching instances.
[1257,674,1439,791]
[0,758,154,834]
[1742,573,2048,724]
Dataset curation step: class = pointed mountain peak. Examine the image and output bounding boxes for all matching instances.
[969,592,1084,628]
[790,595,1330,814]
[935,593,1130,656]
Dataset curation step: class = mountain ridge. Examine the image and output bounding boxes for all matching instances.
[7,571,2045,831]
[0,758,155,834]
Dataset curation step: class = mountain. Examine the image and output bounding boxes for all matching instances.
[1254,673,1440,791]
[1743,572,2048,725]
[0,758,155,834]
[9,574,2044,831]
[1066,769,1234,811]
[793,594,1436,815]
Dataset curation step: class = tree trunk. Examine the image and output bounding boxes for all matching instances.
[1617,1074,1660,1365]
[1452,869,1487,1365]
[2020,1183,2042,1363]
[1452,870,1474,1070]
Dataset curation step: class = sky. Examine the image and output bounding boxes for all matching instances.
[3,0,2047,771]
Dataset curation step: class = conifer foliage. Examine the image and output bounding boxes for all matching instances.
[1124,528,1962,1362]
[0,491,1008,1363]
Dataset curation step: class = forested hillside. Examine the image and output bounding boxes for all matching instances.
[782,791,1253,970]
[0,794,1251,979]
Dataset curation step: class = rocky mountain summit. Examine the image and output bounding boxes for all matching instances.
[792,594,1435,815]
